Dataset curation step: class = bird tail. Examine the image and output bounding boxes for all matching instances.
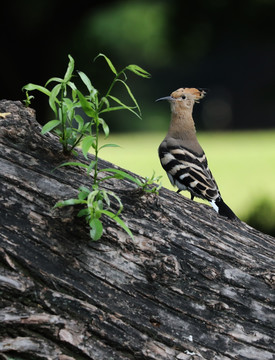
[214,198,238,220]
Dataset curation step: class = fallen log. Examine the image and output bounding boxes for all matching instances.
[0,99,274,360]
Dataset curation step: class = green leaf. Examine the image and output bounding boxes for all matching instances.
[77,90,96,118]
[53,198,86,208]
[99,118,109,138]
[100,106,126,114]
[99,143,120,150]
[107,191,124,216]
[89,218,103,241]
[68,81,77,92]
[78,70,95,93]
[96,199,104,211]
[64,54,75,83]
[77,208,89,218]
[100,189,110,208]
[41,120,60,135]
[63,97,73,108]
[101,210,134,240]
[94,53,117,75]
[87,160,97,174]
[79,185,91,193]
[87,190,100,207]
[108,95,141,119]
[101,168,142,186]
[100,97,110,109]
[54,128,62,137]
[126,64,151,78]
[116,79,141,116]
[75,114,84,131]
[54,161,89,170]
[81,135,95,159]
[22,83,51,97]
[45,77,64,86]
[78,188,90,200]
[49,83,61,115]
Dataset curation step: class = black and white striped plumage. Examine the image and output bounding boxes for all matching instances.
[157,87,237,220]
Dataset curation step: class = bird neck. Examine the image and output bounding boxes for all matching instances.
[168,107,197,141]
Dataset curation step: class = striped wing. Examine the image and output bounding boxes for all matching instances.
[159,144,220,201]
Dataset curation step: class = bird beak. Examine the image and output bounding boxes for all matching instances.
[155,96,174,102]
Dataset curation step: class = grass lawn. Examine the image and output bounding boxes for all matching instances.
[98,130,275,220]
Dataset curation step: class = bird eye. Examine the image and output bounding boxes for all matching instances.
[181,95,186,99]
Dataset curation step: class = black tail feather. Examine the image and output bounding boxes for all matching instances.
[216,198,238,220]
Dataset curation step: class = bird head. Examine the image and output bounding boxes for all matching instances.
[156,87,207,110]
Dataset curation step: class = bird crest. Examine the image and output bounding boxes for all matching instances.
[171,88,207,102]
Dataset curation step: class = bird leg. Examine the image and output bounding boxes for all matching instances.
[177,189,194,200]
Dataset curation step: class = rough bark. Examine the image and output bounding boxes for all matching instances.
[0,99,274,360]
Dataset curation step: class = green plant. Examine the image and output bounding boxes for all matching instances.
[23,55,92,155]
[22,90,34,107]
[102,168,162,194]
[23,54,160,241]
[138,171,162,194]
[23,54,150,156]
[54,184,131,241]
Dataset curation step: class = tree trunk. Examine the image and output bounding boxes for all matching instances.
[0,99,274,360]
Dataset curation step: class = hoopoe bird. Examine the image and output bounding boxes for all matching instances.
[157,87,237,220]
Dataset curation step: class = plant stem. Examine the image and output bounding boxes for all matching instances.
[92,70,125,184]
[93,113,100,186]
[98,69,125,113]
[72,69,125,155]
[60,84,67,154]
[70,133,84,152]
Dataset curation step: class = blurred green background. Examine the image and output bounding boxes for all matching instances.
[1,0,275,235]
